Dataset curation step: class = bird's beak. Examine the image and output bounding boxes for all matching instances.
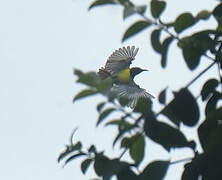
[142,69,148,71]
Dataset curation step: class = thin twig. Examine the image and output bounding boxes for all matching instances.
[170,157,192,165]
[186,61,216,88]
[140,14,179,40]
[217,62,222,92]
[119,148,128,159]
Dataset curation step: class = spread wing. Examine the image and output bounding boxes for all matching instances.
[104,46,139,75]
[111,83,154,108]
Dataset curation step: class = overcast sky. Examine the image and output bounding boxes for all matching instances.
[0,0,219,180]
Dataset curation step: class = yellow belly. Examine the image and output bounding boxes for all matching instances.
[116,69,131,83]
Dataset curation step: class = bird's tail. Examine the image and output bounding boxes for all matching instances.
[98,68,111,80]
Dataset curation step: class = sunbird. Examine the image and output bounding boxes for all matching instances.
[98,46,154,108]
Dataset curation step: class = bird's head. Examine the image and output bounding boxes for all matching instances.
[130,67,148,79]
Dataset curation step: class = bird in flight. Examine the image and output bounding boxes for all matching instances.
[98,46,154,108]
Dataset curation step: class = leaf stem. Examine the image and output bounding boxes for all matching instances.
[186,61,216,88]
[170,157,192,165]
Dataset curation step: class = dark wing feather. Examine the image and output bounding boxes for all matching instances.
[104,46,139,75]
[111,83,154,108]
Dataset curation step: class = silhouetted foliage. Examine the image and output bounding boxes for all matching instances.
[58,1,222,179]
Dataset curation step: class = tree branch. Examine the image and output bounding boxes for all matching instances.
[185,61,216,88]
[170,157,192,165]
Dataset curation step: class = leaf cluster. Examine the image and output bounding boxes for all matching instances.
[58,1,222,180]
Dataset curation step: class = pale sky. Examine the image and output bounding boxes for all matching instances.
[0,0,218,180]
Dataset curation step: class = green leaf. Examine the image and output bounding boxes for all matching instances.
[150,0,166,19]
[64,152,87,166]
[182,146,222,179]
[134,98,152,114]
[58,141,82,163]
[174,13,196,33]
[122,21,152,42]
[213,3,222,25]
[178,31,215,70]
[201,79,219,101]
[74,69,100,87]
[205,92,222,116]
[139,161,170,180]
[144,112,195,151]
[88,0,117,10]
[88,145,97,153]
[73,89,98,102]
[129,134,145,164]
[151,29,162,53]
[161,88,200,127]
[97,108,116,126]
[161,36,174,68]
[198,107,222,152]
[123,5,147,20]
[136,5,147,15]
[81,158,93,174]
[113,122,136,147]
[196,10,211,20]
[117,167,138,180]
[181,162,199,180]
[158,88,167,105]
[105,119,122,127]
[96,102,106,112]
[94,154,130,178]
[94,154,110,177]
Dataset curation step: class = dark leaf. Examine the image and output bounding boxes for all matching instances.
[182,162,200,180]
[174,13,196,33]
[94,154,130,178]
[158,88,167,105]
[97,108,116,126]
[123,5,147,20]
[88,145,97,153]
[136,5,147,15]
[81,158,93,174]
[134,98,152,114]
[205,92,222,116]
[161,36,174,68]
[151,29,162,53]
[198,107,222,151]
[64,152,86,166]
[119,0,132,6]
[118,97,130,107]
[213,3,222,25]
[178,31,215,70]
[144,112,195,151]
[105,119,122,127]
[73,89,98,102]
[201,79,219,101]
[58,141,82,163]
[74,69,100,87]
[113,122,136,147]
[122,21,152,42]
[117,167,138,180]
[196,10,211,20]
[161,89,200,126]
[94,154,111,177]
[89,0,117,10]
[123,5,135,20]
[161,88,200,127]
[182,146,222,179]
[150,0,166,19]
[129,134,145,164]
[96,102,106,112]
[139,161,170,180]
